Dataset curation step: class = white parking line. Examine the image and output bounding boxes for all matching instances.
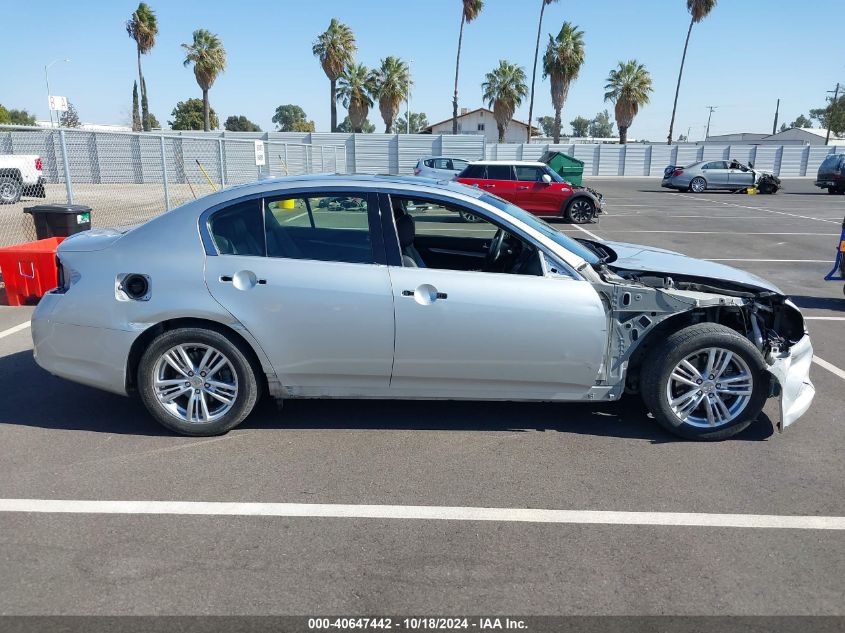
[805,316,845,321]
[671,192,839,224]
[0,321,31,340]
[0,498,843,530]
[595,231,836,236]
[570,224,602,241]
[705,259,830,263]
[813,356,845,381]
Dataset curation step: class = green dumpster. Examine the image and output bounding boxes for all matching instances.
[540,151,584,186]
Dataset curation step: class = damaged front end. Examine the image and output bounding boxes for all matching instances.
[579,242,814,430]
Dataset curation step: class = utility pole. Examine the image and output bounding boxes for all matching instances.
[772,98,780,135]
[704,105,717,140]
[825,83,840,146]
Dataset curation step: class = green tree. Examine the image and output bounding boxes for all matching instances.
[452,0,484,134]
[542,22,585,144]
[604,60,653,144]
[371,56,412,133]
[169,98,219,130]
[131,81,142,131]
[570,115,590,137]
[337,116,375,133]
[312,19,357,133]
[60,101,81,128]
[224,115,261,132]
[527,0,559,142]
[667,0,717,144]
[779,122,788,133]
[0,105,37,125]
[182,29,227,131]
[126,2,158,131]
[148,112,160,129]
[482,60,528,143]
[589,110,614,137]
[338,63,375,133]
[811,95,845,137]
[394,111,429,134]
[273,104,310,131]
[677,134,688,142]
[537,115,557,138]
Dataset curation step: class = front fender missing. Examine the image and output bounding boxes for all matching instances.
[765,334,815,431]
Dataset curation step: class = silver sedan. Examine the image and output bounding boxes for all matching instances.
[662,160,779,193]
[32,175,814,440]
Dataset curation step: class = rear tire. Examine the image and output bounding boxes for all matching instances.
[138,327,259,436]
[640,323,769,440]
[689,177,707,193]
[0,176,22,204]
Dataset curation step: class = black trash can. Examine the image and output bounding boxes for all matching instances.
[23,204,92,240]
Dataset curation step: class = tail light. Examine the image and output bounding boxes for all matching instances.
[413,168,421,176]
[35,157,43,171]
[835,169,841,176]
[672,169,684,177]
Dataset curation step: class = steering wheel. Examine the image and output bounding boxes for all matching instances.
[486,229,508,269]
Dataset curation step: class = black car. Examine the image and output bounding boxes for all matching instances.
[815,154,845,194]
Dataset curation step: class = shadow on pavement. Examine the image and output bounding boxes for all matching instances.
[0,350,775,443]
[790,295,845,311]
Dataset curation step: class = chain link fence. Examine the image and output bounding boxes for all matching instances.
[0,125,347,248]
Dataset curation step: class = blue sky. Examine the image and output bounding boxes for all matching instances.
[3,0,841,140]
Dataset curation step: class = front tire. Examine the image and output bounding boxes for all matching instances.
[138,327,259,436]
[689,177,707,193]
[0,176,22,204]
[640,323,769,440]
[565,197,596,224]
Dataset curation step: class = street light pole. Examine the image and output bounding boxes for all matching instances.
[45,58,71,128]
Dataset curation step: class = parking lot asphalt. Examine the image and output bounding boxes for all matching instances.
[0,177,843,616]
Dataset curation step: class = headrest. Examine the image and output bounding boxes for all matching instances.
[396,214,415,247]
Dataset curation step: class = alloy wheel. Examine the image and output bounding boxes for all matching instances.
[690,178,706,193]
[568,199,594,223]
[665,347,753,428]
[152,343,239,424]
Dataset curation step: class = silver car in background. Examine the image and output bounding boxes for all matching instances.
[662,160,781,194]
[32,175,813,440]
[414,156,469,179]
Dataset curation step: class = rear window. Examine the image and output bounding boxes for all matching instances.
[819,155,841,171]
[459,164,486,178]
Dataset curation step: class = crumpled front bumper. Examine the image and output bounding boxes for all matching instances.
[766,333,815,431]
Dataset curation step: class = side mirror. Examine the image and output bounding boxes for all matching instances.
[541,174,552,184]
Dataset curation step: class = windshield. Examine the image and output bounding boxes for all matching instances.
[480,194,601,265]
[542,165,566,183]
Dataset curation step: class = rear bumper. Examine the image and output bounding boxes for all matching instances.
[32,293,137,396]
[766,334,815,431]
[815,179,841,189]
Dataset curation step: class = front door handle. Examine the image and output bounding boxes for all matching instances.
[402,285,447,304]
[481,183,495,188]
[516,186,529,190]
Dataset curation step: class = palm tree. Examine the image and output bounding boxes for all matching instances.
[181,29,227,131]
[604,60,653,144]
[542,22,585,144]
[337,63,375,133]
[371,56,412,133]
[312,19,357,133]
[526,0,559,142]
[482,60,528,143]
[126,2,158,132]
[452,0,484,134]
[667,0,717,144]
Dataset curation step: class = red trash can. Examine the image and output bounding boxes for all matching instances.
[0,237,65,306]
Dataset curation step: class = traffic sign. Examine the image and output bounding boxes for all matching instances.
[254,141,266,166]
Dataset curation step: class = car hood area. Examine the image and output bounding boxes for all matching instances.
[600,240,783,295]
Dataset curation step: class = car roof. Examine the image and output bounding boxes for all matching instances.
[468,160,546,167]
[420,156,470,161]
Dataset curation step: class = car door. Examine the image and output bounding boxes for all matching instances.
[381,192,607,400]
[202,191,395,394]
[728,163,755,189]
[513,165,558,215]
[701,161,730,188]
[482,164,518,203]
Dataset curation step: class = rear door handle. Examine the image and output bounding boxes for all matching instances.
[220,274,267,285]
[402,289,447,300]
[481,183,495,188]
[516,186,529,190]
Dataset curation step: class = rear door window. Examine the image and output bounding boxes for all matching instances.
[459,164,486,178]
[486,165,514,180]
[264,194,375,264]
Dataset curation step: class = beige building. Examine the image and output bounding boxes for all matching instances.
[422,108,538,144]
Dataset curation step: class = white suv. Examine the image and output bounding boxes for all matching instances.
[0,155,47,204]
[413,156,469,180]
